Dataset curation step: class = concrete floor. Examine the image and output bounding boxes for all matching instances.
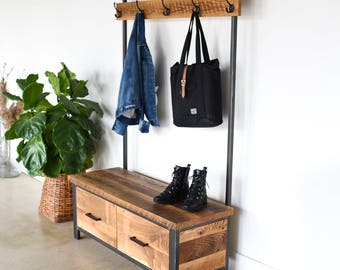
[0,174,139,270]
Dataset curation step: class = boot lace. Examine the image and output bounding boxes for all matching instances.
[161,171,183,195]
[186,174,208,201]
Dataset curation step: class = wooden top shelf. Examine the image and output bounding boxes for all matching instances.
[69,167,233,230]
[115,0,241,20]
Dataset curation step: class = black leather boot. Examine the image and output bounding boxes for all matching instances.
[153,164,191,204]
[182,167,208,212]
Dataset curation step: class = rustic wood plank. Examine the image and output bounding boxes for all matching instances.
[70,168,233,230]
[115,0,241,20]
[117,207,169,269]
[180,219,227,243]
[74,172,194,228]
[76,188,117,247]
[93,169,165,198]
[179,250,226,270]
[179,231,226,264]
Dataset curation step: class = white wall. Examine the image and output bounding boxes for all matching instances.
[1,1,340,269]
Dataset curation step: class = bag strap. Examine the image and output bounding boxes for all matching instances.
[194,12,210,63]
[180,12,195,65]
[180,12,210,65]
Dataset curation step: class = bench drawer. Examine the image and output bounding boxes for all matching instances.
[117,207,169,270]
[76,188,117,247]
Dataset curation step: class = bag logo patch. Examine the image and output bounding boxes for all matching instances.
[190,108,197,115]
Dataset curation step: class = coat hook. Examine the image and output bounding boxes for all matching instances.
[192,0,200,14]
[226,0,235,13]
[161,0,170,16]
[136,0,144,14]
[114,2,122,18]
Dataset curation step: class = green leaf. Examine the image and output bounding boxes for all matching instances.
[16,140,26,162]
[16,74,39,91]
[61,63,76,78]
[5,119,22,140]
[60,149,87,174]
[89,122,102,140]
[5,127,17,140]
[42,123,59,157]
[52,119,86,152]
[43,155,62,178]
[46,104,67,123]
[59,94,80,114]
[70,116,102,140]
[36,98,53,112]
[16,80,26,91]
[35,93,52,112]
[23,83,44,109]
[5,113,31,140]
[84,135,95,156]
[45,71,60,96]
[71,80,89,98]
[2,92,23,102]
[20,135,47,176]
[40,92,50,100]
[74,99,103,118]
[84,158,93,170]
[74,103,91,117]
[58,69,70,95]
[27,74,39,84]
[15,112,46,140]
[83,139,95,170]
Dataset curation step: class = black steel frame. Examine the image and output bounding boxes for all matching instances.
[226,16,238,206]
[72,184,80,240]
[122,0,128,170]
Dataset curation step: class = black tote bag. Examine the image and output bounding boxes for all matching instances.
[170,12,222,127]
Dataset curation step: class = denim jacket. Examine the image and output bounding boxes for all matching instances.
[113,13,159,136]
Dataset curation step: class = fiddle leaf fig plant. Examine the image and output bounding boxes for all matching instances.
[4,63,103,177]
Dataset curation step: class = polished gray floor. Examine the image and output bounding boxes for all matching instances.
[0,174,139,270]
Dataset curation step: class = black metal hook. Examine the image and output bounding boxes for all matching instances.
[192,0,200,14]
[114,2,122,18]
[162,0,170,16]
[226,0,235,13]
[136,0,144,14]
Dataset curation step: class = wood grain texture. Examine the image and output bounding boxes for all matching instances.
[70,168,233,230]
[179,250,226,270]
[76,188,117,247]
[179,231,226,264]
[115,0,241,20]
[180,219,228,243]
[117,207,169,269]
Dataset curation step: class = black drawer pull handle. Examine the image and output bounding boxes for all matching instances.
[85,212,101,221]
[129,236,149,247]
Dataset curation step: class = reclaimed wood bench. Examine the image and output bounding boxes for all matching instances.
[70,167,233,270]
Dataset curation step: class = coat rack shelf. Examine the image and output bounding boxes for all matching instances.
[114,0,241,20]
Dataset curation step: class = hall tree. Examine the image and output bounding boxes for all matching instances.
[1,0,339,269]
[70,1,240,269]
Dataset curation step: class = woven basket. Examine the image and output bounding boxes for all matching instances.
[39,174,73,223]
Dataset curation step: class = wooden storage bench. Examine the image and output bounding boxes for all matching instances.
[69,168,234,270]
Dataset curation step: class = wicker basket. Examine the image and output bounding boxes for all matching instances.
[39,174,73,223]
